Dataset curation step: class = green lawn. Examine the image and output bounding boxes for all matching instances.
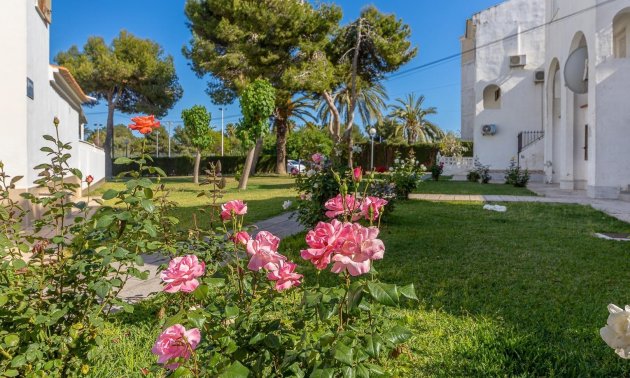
[415,180,537,196]
[93,175,297,231]
[94,200,630,376]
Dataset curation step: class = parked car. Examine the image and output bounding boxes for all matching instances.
[287,160,306,174]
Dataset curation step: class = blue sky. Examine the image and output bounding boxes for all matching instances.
[50,0,501,134]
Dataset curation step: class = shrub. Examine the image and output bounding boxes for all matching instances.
[439,132,468,158]
[112,156,244,176]
[468,158,492,184]
[0,119,172,376]
[430,162,444,181]
[390,151,426,199]
[504,158,530,187]
[148,168,417,376]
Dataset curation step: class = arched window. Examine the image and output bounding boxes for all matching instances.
[613,9,630,58]
[483,85,501,109]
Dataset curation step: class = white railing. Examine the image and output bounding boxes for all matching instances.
[437,155,475,176]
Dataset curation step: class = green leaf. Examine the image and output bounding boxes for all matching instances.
[92,281,111,299]
[10,354,26,368]
[340,366,356,378]
[0,295,8,307]
[364,335,383,358]
[171,366,193,377]
[102,189,118,200]
[114,157,134,165]
[193,285,209,301]
[309,368,335,378]
[205,277,226,288]
[9,175,23,185]
[96,215,115,229]
[3,369,19,377]
[367,282,399,307]
[334,342,354,366]
[43,135,56,142]
[12,259,26,270]
[69,168,83,179]
[40,146,55,153]
[154,166,167,177]
[225,306,239,319]
[383,326,412,345]
[140,199,155,213]
[219,361,250,378]
[143,187,153,199]
[4,334,19,347]
[399,284,419,301]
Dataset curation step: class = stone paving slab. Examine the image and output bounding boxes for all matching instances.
[410,184,630,225]
[117,211,304,302]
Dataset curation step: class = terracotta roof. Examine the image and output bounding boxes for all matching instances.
[50,65,91,103]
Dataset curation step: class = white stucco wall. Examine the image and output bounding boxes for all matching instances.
[465,0,630,198]
[467,0,547,171]
[0,1,29,187]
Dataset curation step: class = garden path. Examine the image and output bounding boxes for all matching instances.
[409,182,630,224]
[116,211,304,304]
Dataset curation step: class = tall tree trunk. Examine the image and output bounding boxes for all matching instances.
[238,146,256,190]
[344,18,363,168]
[275,117,288,175]
[322,91,341,164]
[105,99,115,178]
[251,138,263,174]
[193,149,201,184]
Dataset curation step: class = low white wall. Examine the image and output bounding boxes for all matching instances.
[77,141,105,190]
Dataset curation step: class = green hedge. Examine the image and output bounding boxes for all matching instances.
[113,156,245,176]
[354,141,473,170]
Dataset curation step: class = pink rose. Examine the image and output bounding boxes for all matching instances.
[301,219,348,270]
[361,196,388,221]
[331,223,385,276]
[152,324,201,370]
[267,261,303,292]
[352,167,363,183]
[312,153,324,164]
[232,231,250,246]
[246,231,286,271]
[220,200,247,221]
[324,194,360,219]
[160,255,205,293]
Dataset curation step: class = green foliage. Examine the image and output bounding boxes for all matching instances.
[389,94,443,144]
[237,79,276,147]
[328,6,417,87]
[467,158,492,184]
[504,158,530,187]
[430,162,444,181]
[183,0,342,103]
[112,156,245,176]
[152,172,416,376]
[286,124,334,160]
[55,30,183,117]
[181,105,213,151]
[0,120,174,376]
[389,151,426,199]
[438,132,468,158]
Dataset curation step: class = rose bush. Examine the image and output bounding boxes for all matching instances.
[0,117,172,376]
[149,167,417,377]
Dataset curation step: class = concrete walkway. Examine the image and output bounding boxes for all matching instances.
[117,211,304,303]
[409,182,630,224]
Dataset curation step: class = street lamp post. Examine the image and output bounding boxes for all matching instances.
[219,107,225,156]
[369,127,377,170]
[167,121,172,158]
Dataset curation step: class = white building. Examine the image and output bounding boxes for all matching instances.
[0,0,104,200]
[461,0,630,199]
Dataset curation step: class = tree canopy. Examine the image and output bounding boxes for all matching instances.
[55,30,183,176]
[181,105,213,183]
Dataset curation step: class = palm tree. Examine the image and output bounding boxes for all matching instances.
[388,94,444,144]
[274,95,317,174]
[317,79,388,130]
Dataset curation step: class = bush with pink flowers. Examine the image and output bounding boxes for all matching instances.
[150,171,418,377]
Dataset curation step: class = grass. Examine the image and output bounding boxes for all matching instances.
[93,200,630,376]
[415,180,536,196]
[92,175,297,231]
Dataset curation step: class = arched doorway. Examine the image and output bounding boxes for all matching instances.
[567,33,589,190]
[546,59,561,183]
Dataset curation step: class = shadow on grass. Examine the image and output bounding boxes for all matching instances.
[281,201,630,376]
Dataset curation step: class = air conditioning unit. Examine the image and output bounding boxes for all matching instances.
[509,55,526,68]
[534,70,545,83]
[482,124,498,136]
